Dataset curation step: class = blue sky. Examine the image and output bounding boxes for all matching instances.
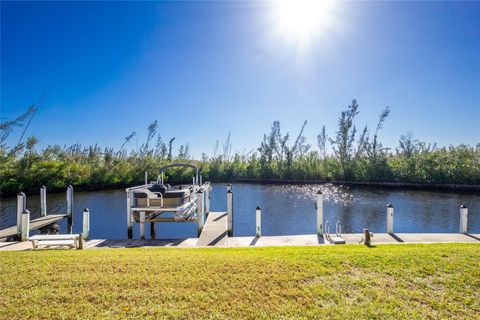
[1,1,479,157]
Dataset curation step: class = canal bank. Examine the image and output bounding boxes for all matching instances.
[1,232,480,251]
[0,233,480,251]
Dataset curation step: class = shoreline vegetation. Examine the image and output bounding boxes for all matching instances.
[1,99,479,197]
[1,244,479,319]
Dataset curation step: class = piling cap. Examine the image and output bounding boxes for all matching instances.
[227,189,232,194]
[18,191,25,196]
[83,208,89,212]
[387,204,394,208]
[42,185,46,188]
[22,209,30,214]
[316,190,323,195]
[197,189,203,194]
[256,206,261,210]
[460,204,468,209]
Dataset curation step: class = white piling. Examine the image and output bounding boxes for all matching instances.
[82,208,90,240]
[199,175,203,186]
[256,206,261,237]
[205,182,211,214]
[16,192,26,237]
[67,185,73,233]
[40,186,47,216]
[197,190,204,236]
[387,204,394,234]
[316,190,323,235]
[145,171,148,185]
[127,191,133,239]
[460,204,468,234]
[227,189,233,236]
[140,211,146,240]
[21,209,30,241]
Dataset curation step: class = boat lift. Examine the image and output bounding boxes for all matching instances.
[126,164,211,239]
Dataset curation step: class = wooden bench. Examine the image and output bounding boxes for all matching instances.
[29,234,84,249]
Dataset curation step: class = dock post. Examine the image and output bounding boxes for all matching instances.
[363,228,371,247]
[21,209,30,241]
[386,204,394,234]
[16,192,26,238]
[78,234,84,250]
[82,208,90,240]
[459,204,468,234]
[127,191,133,239]
[67,185,73,234]
[227,189,233,236]
[150,222,156,240]
[140,211,146,240]
[256,206,261,237]
[316,190,323,236]
[40,186,47,216]
[145,171,148,185]
[205,182,211,215]
[197,190,204,236]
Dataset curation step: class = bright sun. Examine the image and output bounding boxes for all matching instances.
[273,0,334,43]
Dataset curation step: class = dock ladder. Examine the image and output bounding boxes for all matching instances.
[325,220,346,245]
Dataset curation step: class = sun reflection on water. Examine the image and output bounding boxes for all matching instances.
[264,183,355,206]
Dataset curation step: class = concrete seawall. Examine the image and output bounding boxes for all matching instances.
[1,233,479,251]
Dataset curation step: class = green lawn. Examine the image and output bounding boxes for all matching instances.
[0,244,479,319]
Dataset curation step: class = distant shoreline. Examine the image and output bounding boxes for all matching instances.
[1,178,479,198]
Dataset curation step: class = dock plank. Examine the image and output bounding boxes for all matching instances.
[197,212,228,247]
[0,214,68,241]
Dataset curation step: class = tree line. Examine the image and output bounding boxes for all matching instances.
[1,99,479,196]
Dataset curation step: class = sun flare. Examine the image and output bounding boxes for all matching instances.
[273,0,334,43]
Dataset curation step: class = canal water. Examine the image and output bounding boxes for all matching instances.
[1,183,479,239]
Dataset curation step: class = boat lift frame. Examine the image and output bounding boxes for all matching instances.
[126,164,211,239]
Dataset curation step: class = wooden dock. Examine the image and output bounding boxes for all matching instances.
[196,212,228,246]
[0,214,68,241]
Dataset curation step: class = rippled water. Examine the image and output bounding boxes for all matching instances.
[1,183,479,239]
